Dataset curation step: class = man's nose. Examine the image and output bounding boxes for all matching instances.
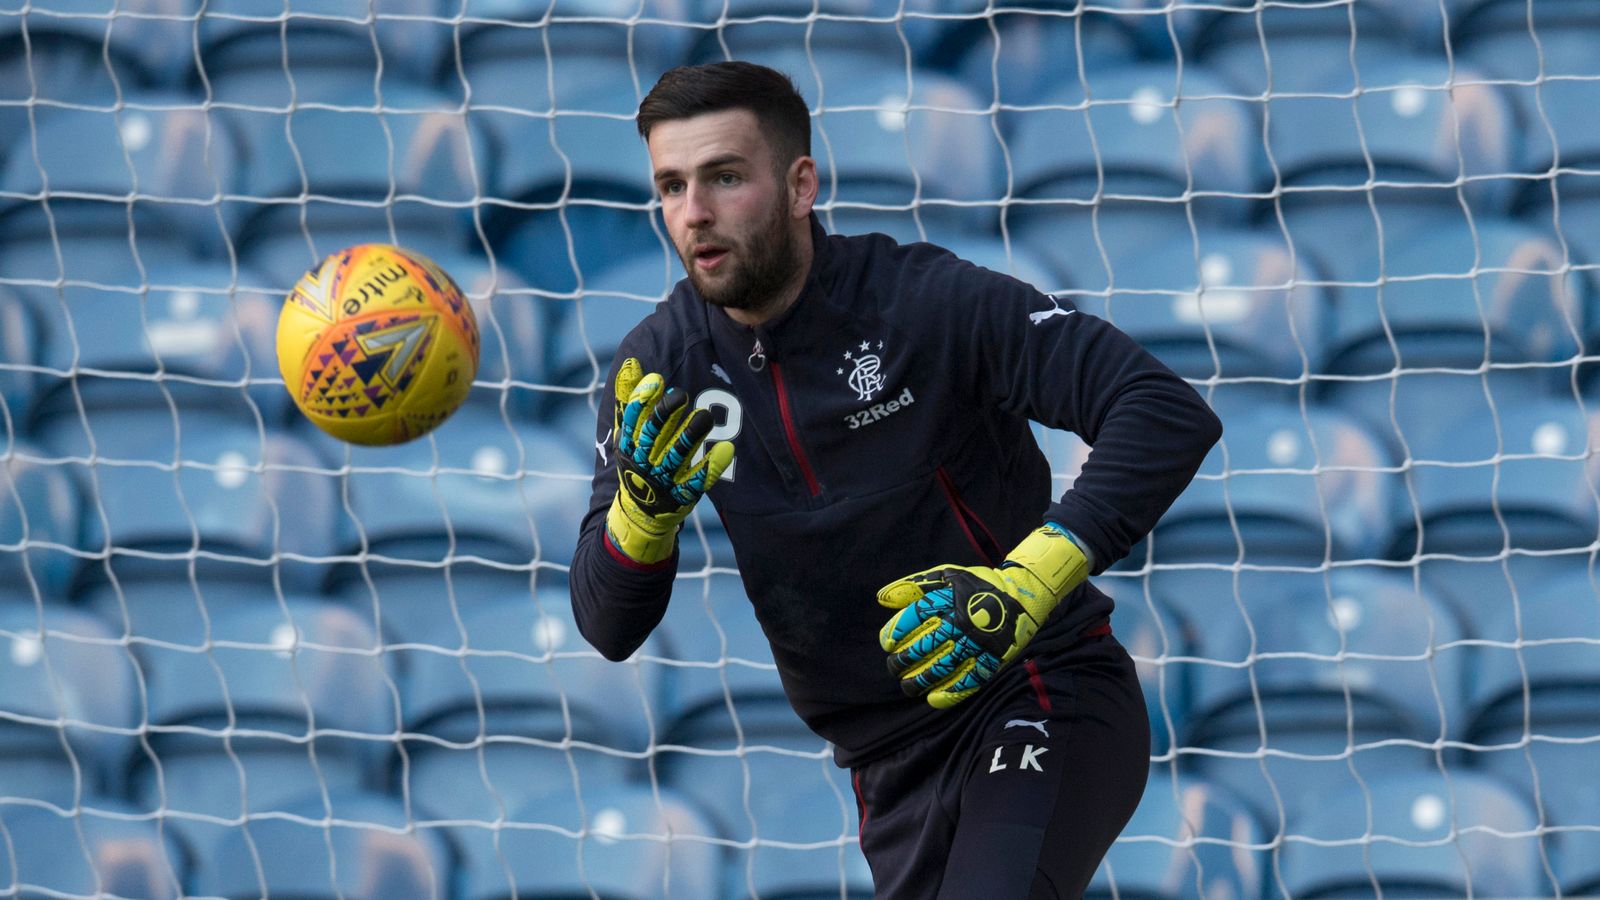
[683,183,713,228]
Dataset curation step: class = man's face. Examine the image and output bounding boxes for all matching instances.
[646,109,804,312]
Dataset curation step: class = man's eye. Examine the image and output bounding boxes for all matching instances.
[717,172,740,186]
[662,181,684,195]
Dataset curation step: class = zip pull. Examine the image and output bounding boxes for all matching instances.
[748,338,767,372]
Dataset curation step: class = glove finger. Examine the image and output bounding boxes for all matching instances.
[654,406,713,482]
[613,358,644,406]
[612,358,643,452]
[883,595,953,650]
[697,441,735,491]
[637,386,686,465]
[618,372,663,459]
[926,657,992,709]
[875,567,953,610]
[887,618,964,676]
[880,591,956,652]
[895,640,971,697]
[670,440,734,506]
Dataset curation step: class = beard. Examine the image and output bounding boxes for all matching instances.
[679,201,803,313]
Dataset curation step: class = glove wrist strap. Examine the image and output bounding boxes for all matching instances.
[1005,523,1090,605]
[606,497,678,564]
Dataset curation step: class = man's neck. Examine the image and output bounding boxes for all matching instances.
[724,226,816,328]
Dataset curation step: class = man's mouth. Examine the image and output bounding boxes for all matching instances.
[693,244,729,271]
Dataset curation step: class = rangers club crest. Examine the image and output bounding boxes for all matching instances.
[840,339,886,402]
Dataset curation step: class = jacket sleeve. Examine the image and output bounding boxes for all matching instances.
[917,250,1224,573]
[568,339,680,662]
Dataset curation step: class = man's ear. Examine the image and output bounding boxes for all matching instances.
[788,155,818,220]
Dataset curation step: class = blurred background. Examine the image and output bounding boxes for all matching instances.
[1,0,1599,896]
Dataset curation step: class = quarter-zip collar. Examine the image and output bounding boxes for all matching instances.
[703,215,839,365]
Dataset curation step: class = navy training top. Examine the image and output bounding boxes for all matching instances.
[570,218,1222,767]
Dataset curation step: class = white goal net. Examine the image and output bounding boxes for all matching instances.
[1,0,1599,896]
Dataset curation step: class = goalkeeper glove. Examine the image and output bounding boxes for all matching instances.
[877,523,1090,709]
[605,358,734,564]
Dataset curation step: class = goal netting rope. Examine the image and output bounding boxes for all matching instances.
[1,0,1598,896]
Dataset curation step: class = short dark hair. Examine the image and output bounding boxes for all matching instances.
[637,61,812,171]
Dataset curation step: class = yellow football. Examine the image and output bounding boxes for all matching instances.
[276,244,480,445]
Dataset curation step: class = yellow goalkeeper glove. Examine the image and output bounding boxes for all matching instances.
[877,523,1090,709]
[605,358,734,564]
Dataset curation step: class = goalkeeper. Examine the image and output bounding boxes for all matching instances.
[570,61,1222,899]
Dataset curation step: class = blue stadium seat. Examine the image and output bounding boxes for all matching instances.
[0,798,187,898]
[0,604,138,802]
[1007,63,1260,294]
[0,40,121,154]
[686,0,914,99]
[808,59,1003,239]
[722,758,872,900]
[1280,769,1553,897]
[1525,185,1600,299]
[1560,829,1600,897]
[0,94,247,260]
[1266,55,1519,268]
[1098,574,1197,759]
[687,44,1008,239]
[0,286,36,422]
[1087,769,1267,900]
[657,717,835,845]
[452,0,692,116]
[129,599,397,863]
[461,781,722,900]
[656,568,789,738]
[650,569,821,853]
[25,258,289,433]
[543,252,674,418]
[1147,401,1398,567]
[232,83,491,286]
[1399,397,1598,573]
[937,0,1143,108]
[1075,226,1330,416]
[1318,219,1587,461]
[1192,0,1417,95]
[0,439,85,601]
[38,411,344,593]
[84,579,333,657]
[331,562,541,648]
[194,788,454,898]
[1454,0,1600,171]
[195,0,448,108]
[1526,189,1600,303]
[402,735,634,881]
[1459,567,1600,855]
[1458,2,1600,268]
[1007,61,1259,209]
[1182,569,1470,823]
[423,251,548,415]
[483,87,663,298]
[399,588,663,768]
[318,404,590,636]
[0,0,194,140]
[0,202,197,311]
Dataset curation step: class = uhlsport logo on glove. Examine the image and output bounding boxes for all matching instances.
[623,471,658,507]
[964,592,1007,633]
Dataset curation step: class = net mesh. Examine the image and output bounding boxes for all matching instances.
[2,0,1600,896]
